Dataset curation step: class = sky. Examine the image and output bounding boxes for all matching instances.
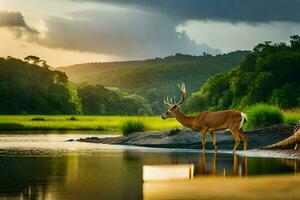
[0,0,300,66]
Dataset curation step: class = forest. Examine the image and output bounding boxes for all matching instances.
[0,57,79,114]
[0,57,151,115]
[186,35,300,112]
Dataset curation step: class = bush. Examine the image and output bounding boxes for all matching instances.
[244,104,284,130]
[122,120,146,135]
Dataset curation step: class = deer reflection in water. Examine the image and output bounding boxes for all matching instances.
[196,152,300,177]
[197,152,248,177]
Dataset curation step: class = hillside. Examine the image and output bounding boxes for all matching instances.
[59,51,249,113]
[186,35,300,112]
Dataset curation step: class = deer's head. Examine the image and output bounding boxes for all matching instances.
[162,83,186,120]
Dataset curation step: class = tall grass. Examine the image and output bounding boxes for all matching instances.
[244,104,284,130]
[284,108,300,124]
[122,120,146,135]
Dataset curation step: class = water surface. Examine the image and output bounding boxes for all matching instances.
[0,132,299,200]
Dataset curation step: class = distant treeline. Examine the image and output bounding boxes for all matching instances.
[186,35,300,112]
[0,57,152,115]
[78,84,152,115]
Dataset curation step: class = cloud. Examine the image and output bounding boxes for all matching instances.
[3,0,299,63]
[73,0,300,23]
[30,9,220,59]
[177,20,300,52]
[0,11,38,35]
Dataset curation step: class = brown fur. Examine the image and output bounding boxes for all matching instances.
[162,106,248,152]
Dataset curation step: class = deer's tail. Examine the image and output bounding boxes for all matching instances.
[239,112,247,130]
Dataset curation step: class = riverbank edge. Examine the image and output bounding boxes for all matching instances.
[76,124,300,160]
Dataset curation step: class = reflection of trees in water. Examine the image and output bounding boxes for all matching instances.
[0,157,68,199]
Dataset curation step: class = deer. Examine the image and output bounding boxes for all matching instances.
[161,83,248,152]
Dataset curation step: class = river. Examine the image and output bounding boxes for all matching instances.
[0,131,299,200]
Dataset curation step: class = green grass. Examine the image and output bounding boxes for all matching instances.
[0,115,181,131]
[244,104,285,130]
[284,108,300,124]
[0,108,298,132]
[122,120,146,135]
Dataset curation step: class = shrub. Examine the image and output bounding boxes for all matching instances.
[244,104,284,130]
[122,120,146,135]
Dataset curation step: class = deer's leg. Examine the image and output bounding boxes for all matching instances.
[230,128,241,152]
[201,129,207,151]
[210,132,217,152]
[238,130,248,150]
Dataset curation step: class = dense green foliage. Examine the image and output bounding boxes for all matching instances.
[77,84,153,115]
[60,51,249,114]
[122,120,146,135]
[0,57,153,115]
[186,36,300,112]
[0,57,80,114]
[244,104,284,130]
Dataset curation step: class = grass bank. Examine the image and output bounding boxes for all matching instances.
[0,109,298,132]
[0,115,181,131]
[284,108,300,124]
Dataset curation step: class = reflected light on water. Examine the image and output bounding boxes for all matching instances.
[143,164,194,181]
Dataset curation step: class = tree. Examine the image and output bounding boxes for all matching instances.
[0,57,80,114]
[186,35,300,112]
[24,56,49,68]
[24,55,40,64]
[290,35,300,49]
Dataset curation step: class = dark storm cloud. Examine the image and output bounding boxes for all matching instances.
[0,11,38,34]
[73,0,300,22]
[32,9,220,58]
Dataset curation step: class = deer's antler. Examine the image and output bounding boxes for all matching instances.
[177,82,186,105]
[163,82,187,107]
[163,96,173,106]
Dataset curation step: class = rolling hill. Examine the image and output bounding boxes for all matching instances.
[59,51,249,113]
